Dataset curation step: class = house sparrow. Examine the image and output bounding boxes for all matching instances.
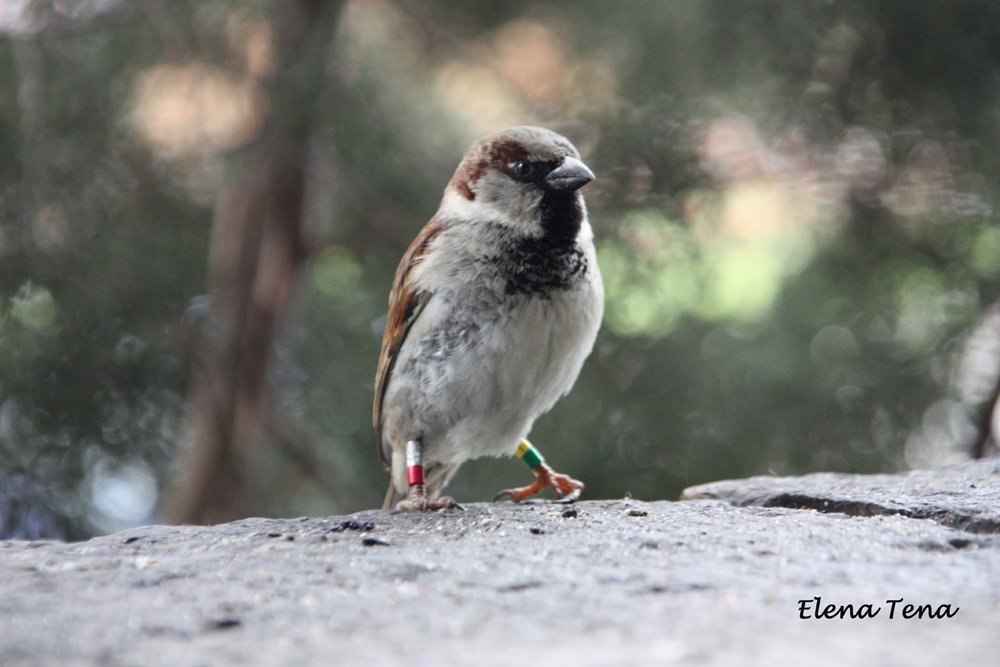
[373,126,603,510]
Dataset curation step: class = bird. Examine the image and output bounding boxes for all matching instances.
[373,126,603,511]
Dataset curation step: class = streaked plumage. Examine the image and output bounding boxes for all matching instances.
[374,126,603,509]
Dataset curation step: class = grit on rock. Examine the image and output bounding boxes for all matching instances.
[2,460,999,666]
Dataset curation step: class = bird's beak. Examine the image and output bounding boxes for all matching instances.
[546,156,595,192]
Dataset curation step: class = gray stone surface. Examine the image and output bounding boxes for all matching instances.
[2,460,999,666]
[682,458,1000,534]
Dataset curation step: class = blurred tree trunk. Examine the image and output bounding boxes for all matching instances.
[961,304,1000,460]
[166,0,345,525]
[973,394,998,459]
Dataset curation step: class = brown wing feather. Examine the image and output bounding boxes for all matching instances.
[373,218,446,468]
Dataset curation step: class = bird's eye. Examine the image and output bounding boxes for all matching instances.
[512,160,534,179]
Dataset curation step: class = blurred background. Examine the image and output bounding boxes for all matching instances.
[1,0,998,539]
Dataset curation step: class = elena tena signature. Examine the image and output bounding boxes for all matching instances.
[798,597,958,620]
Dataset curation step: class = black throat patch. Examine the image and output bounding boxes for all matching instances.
[493,192,588,297]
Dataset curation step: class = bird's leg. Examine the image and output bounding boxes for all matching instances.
[494,439,584,504]
[395,439,462,511]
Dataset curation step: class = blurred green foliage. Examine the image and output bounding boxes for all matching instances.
[2,0,999,537]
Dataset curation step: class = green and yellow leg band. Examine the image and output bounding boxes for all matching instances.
[516,439,545,471]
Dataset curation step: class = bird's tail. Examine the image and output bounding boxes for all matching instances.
[382,482,404,510]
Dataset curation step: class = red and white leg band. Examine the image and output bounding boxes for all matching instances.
[405,440,425,487]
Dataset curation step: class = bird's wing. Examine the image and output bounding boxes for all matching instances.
[373,217,445,468]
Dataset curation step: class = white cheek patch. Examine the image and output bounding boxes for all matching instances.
[438,186,538,234]
[438,187,511,223]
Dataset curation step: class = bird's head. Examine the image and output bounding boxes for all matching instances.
[442,126,595,238]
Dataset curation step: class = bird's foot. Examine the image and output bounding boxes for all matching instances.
[395,484,463,511]
[494,463,584,504]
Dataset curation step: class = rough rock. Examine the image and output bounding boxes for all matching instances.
[682,458,1000,534]
[2,460,999,666]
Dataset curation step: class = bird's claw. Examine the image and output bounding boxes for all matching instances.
[553,482,583,503]
[492,489,517,503]
[493,465,584,504]
[395,485,464,511]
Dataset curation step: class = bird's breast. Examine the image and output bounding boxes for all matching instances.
[387,219,603,461]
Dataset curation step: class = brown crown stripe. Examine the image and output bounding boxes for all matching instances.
[452,139,530,201]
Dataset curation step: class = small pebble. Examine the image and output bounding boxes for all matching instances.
[627,509,648,517]
[529,526,545,535]
[210,618,241,630]
[561,508,578,519]
[362,537,389,547]
[330,519,375,533]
